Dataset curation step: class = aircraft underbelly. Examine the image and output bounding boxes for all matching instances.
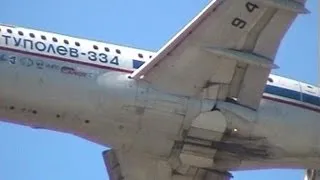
[257,98,320,155]
[214,98,320,170]
[1,50,320,170]
[249,98,320,169]
[0,50,132,147]
[0,50,197,156]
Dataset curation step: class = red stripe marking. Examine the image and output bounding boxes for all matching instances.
[263,95,320,113]
[0,46,134,73]
[1,46,319,113]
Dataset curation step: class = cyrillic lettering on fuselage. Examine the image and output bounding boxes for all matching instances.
[0,35,122,67]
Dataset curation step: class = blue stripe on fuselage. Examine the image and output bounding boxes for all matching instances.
[130,59,320,109]
[265,85,320,107]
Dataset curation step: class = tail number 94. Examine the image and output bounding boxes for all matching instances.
[88,51,119,65]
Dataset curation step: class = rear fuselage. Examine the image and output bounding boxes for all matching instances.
[1,25,320,170]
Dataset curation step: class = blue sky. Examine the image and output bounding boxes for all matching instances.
[0,0,318,179]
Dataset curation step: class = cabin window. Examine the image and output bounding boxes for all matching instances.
[41,35,46,40]
[29,33,35,38]
[52,37,58,42]
[116,49,121,54]
[267,78,273,83]
[7,29,12,34]
[93,45,98,50]
[75,42,80,46]
[18,31,24,36]
[104,47,110,52]
[149,55,152,58]
[138,53,143,58]
[64,40,69,45]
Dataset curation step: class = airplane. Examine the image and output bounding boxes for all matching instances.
[0,0,317,179]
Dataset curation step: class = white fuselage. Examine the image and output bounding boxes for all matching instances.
[1,25,320,171]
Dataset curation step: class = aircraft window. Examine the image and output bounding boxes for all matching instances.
[307,85,313,89]
[29,33,35,38]
[116,49,121,54]
[7,29,12,34]
[41,35,46,40]
[52,37,58,42]
[302,93,320,106]
[64,40,69,45]
[18,31,24,36]
[265,85,301,101]
[93,45,98,50]
[104,47,110,52]
[268,78,273,83]
[138,53,143,58]
[149,55,152,58]
[75,42,80,46]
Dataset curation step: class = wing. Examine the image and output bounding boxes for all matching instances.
[132,0,309,109]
